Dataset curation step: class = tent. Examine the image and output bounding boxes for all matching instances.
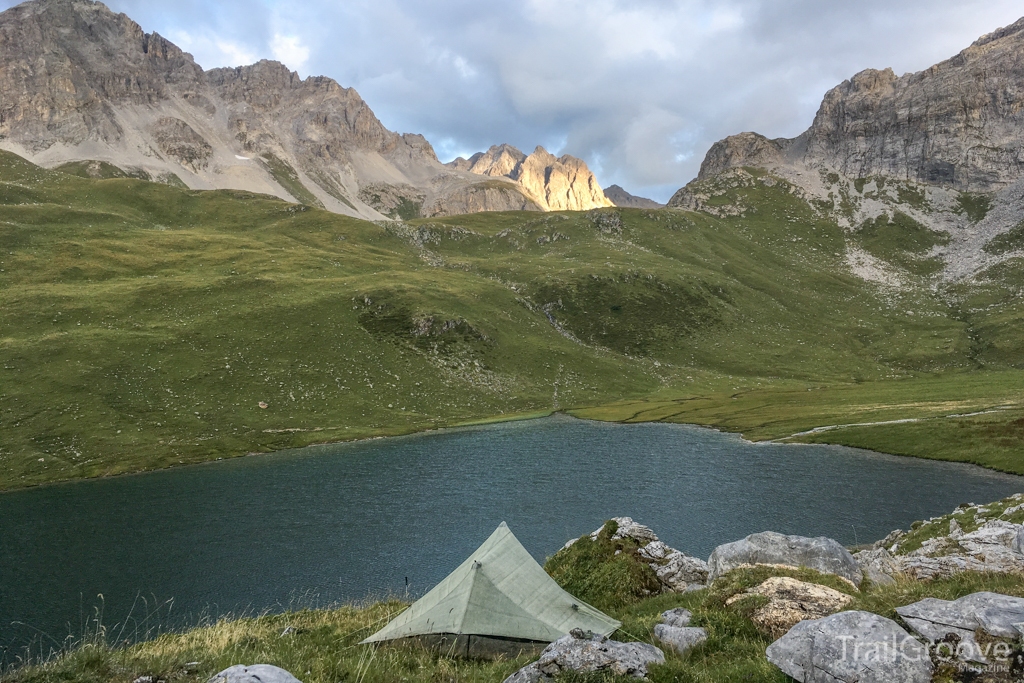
[362,522,620,656]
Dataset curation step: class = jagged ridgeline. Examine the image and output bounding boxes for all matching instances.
[0,0,621,222]
[669,16,1024,285]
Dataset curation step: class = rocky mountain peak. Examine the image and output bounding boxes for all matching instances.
[696,132,788,180]
[604,185,664,209]
[844,67,897,95]
[672,14,1024,283]
[447,144,613,211]
[453,144,527,177]
[527,145,558,166]
[0,0,609,219]
[971,15,1024,48]
[0,0,539,219]
[687,14,1024,193]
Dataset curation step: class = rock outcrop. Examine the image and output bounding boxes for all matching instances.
[670,15,1024,281]
[853,502,1024,582]
[765,611,934,683]
[447,144,614,212]
[567,517,709,593]
[724,576,853,637]
[502,631,664,683]
[208,665,303,683]
[707,531,862,586]
[695,133,790,182]
[897,592,1024,664]
[0,0,589,220]
[689,17,1024,193]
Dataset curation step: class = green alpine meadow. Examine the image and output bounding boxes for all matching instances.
[1,148,1021,491]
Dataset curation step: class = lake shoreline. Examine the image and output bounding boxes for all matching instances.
[4,415,1022,668]
[1,393,1017,494]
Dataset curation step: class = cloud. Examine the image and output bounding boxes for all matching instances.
[168,29,259,68]
[2,0,1023,200]
[270,34,310,73]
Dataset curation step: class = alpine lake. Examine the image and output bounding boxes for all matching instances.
[2,414,1022,663]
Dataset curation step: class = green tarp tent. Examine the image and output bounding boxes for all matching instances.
[362,522,620,650]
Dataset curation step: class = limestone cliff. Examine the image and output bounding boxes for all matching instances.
[0,0,543,219]
[688,17,1024,192]
[447,144,614,212]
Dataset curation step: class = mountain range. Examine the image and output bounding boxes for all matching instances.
[0,0,625,219]
[672,16,1024,281]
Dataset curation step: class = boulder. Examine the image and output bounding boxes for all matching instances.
[853,548,900,586]
[660,608,692,628]
[208,665,303,683]
[896,592,1024,663]
[502,631,664,683]
[725,576,853,637]
[708,531,862,586]
[652,624,707,655]
[765,610,933,683]
[960,520,1024,555]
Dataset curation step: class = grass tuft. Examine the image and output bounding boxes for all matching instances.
[544,521,662,612]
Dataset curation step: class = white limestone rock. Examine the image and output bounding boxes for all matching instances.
[708,531,862,586]
[502,631,664,683]
[766,611,933,683]
[659,608,692,628]
[896,592,1024,663]
[725,576,853,637]
[208,665,303,683]
[652,624,707,655]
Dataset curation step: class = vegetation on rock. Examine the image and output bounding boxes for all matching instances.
[544,521,662,612]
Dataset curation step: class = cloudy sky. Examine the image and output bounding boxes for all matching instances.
[8,0,1023,200]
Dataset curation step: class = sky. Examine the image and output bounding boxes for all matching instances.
[7,0,1024,201]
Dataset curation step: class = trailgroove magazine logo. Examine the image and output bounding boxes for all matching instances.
[838,633,1020,673]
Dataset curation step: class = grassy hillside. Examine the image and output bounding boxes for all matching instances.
[1,152,1021,490]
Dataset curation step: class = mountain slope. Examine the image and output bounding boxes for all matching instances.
[0,0,559,219]
[605,185,664,209]
[1,148,1022,489]
[670,15,1024,282]
[692,17,1024,191]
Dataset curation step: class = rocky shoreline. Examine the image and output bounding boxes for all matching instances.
[506,497,1024,683]
[13,494,1024,683]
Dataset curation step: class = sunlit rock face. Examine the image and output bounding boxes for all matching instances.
[448,144,614,212]
[0,0,579,219]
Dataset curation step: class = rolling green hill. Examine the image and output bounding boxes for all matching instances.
[1,151,1021,490]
